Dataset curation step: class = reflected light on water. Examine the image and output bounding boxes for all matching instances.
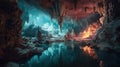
[82,46,98,59]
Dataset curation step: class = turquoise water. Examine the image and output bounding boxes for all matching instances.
[19,42,99,67]
[19,42,120,67]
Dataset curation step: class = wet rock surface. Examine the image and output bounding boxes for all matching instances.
[0,37,45,67]
[0,0,22,65]
[95,18,120,53]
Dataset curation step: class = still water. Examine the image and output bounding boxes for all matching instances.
[20,42,120,67]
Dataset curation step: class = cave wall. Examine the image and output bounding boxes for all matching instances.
[95,0,120,46]
[0,0,22,55]
[103,0,120,22]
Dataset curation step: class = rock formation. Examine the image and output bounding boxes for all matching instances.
[0,0,22,57]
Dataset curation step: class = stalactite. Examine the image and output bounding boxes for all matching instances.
[73,0,78,10]
[52,0,63,29]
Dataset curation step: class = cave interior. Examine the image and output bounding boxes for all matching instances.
[0,0,120,67]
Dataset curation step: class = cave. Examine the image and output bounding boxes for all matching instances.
[0,0,120,67]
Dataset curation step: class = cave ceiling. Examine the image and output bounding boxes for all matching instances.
[23,0,101,27]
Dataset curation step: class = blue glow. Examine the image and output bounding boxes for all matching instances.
[18,0,74,37]
[20,43,77,67]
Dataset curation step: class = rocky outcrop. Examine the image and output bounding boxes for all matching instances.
[103,0,120,23]
[0,0,46,62]
[92,0,120,53]
[93,0,120,48]
[95,18,120,47]
[0,0,23,64]
[0,0,22,48]
[0,37,44,66]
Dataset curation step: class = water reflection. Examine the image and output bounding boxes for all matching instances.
[20,42,120,67]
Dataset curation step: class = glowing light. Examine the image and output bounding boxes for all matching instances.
[79,23,100,40]
[99,17,104,25]
[82,46,98,59]
[42,23,54,32]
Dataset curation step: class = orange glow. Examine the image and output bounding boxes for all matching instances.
[79,23,100,40]
[83,46,98,59]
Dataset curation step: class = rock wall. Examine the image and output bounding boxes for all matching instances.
[103,0,120,22]
[95,0,120,47]
[0,0,22,56]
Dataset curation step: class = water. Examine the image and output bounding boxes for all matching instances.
[19,42,120,67]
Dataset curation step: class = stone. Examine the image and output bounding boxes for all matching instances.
[94,18,120,53]
[6,62,19,67]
